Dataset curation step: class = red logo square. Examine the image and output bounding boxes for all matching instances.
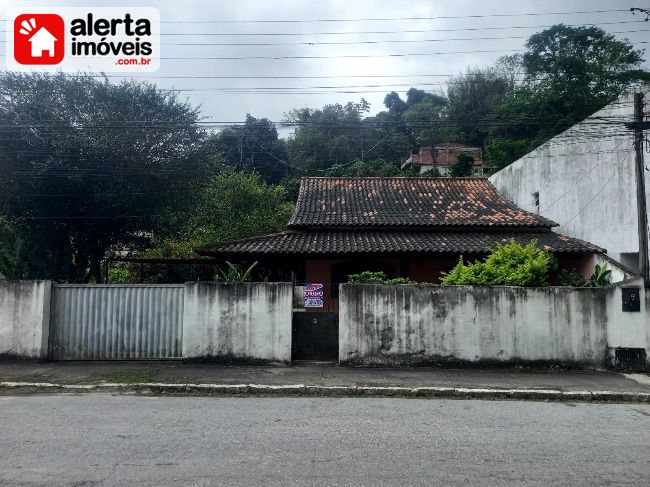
[14,14,65,65]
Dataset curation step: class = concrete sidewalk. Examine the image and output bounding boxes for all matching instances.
[1,360,649,402]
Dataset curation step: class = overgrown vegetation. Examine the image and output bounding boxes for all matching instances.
[557,263,612,287]
[215,261,259,283]
[449,152,475,177]
[441,240,552,286]
[348,271,415,285]
[557,269,588,287]
[589,263,612,287]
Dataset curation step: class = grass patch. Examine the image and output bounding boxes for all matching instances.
[98,369,158,384]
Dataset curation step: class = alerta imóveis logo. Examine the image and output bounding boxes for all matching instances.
[14,14,65,65]
[6,7,160,73]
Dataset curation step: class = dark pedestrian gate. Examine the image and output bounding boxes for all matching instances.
[291,312,338,361]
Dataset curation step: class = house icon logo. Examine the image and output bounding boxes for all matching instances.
[14,14,65,65]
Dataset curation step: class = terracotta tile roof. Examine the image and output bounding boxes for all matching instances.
[197,230,603,256]
[288,177,556,229]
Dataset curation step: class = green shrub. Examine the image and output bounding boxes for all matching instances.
[589,263,612,287]
[215,261,258,283]
[557,268,588,287]
[441,240,551,286]
[108,264,134,284]
[556,264,612,287]
[348,271,415,285]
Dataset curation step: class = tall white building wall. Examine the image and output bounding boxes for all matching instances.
[489,89,649,271]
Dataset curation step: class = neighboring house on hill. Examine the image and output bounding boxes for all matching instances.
[489,87,650,273]
[401,143,484,175]
[197,177,603,311]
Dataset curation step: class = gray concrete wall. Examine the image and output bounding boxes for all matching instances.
[183,282,292,363]
[606,278,650,361]
[489,88,650,271]
[339,283,649,367]
[0,281,51,359]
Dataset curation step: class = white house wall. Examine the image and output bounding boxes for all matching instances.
[489,89,649,271]
[0,281,51,359]
[183,282,292,363]
[339,283,650,367]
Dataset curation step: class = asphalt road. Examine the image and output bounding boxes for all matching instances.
[0,395,649,486]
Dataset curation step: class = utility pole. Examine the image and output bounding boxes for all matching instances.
[633,92,649,286]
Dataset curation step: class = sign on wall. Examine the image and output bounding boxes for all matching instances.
[304,283,324,308]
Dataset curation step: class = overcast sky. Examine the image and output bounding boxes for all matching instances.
[3,0,649,135]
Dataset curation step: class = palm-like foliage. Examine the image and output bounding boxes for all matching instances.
[215,261,258,283]
[589,263,612,287]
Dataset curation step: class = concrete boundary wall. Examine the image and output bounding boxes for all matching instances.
[183,282,292,363]
[0,281,51,359]
[339,283,650,367]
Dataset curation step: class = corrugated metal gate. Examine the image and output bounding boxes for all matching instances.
[49,284,184,360]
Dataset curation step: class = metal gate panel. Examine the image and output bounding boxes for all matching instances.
[49,285,184,360]
[292,312,338,361]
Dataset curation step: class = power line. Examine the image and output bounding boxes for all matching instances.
[0,48,524,60]
[157,19,647,35]
[161,29,648,46]
[5,19,635,37]
[156,9,631,23]
[539,141,633,213]
[558,150,634,228]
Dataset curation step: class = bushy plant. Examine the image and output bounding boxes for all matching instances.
[348,271,415,285]
[108,264,134,284]
[556,264,612,287]
[449,152,475,177]
[441,240,551,286]
[215,261,258,283]
[557,268,588,287]
[589,263,612,287]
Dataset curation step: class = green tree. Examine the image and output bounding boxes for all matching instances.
[324,159,416,177]
[446,63,516,144]
[151,171,294,256]
[483,138,532,173]
[401,89,449,148]
[285,100,371,171]
[449,152,475,177]
[488,25,648,167]
[191,171,294,245]
[132,171,294,283]
[523,24,646,102]
[205,114,288,183]
[0,72,206,282]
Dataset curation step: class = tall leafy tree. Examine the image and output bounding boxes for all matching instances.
[205,114,288,183]
[486,25,648,169]
[523,24,646,102]
[0,72,206,282]
[285,100,370,171]
[446,63,516,144]
[402,90,449,148]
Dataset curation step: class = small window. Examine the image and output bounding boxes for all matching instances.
[532,191,540,207]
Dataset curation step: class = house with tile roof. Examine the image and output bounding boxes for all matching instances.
[401,143,484,175]
[197,177,604,311]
